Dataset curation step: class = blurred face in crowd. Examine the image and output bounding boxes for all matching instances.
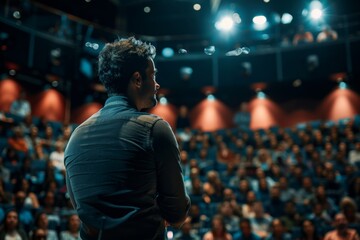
[272,219,284,236]
[240,221,252,237]
[334,213,348,231]
[69,214,80,232]
[303,220,315,236]
[5,211,19,231]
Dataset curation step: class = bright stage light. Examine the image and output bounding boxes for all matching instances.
[162,47,174,58]
[339,82,347,90]
[257,91,266,99]
[310,9,323,20]
[215,16,234,32]
[193,3,201,11]
[207,94,216,101]
[253,15,267,25]
[281,13,293,24]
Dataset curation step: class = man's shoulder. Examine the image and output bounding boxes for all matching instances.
[137,113,162,124]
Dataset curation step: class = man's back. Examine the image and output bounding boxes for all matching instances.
[65,96,189,239]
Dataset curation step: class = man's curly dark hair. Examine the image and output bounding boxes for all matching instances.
[98,37,156,95]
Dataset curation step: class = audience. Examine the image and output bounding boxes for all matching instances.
[10,91,31,119]
[293,25,314,46]
[317,26,338,43]
[59,214,80,240]
[1,100,360,240]
[0,210,28,240]
[323,213,360,240]
[203,214,233,240]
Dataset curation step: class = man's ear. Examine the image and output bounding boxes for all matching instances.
[131,71,142,88]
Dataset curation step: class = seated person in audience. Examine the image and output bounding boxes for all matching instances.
[24,126,41,157]
[10,91,31,118]
[348,177,360,208]
[15,178,40,210]
[321,142,336,162]
[0,111,14,136]
[265,185,285,218]
[310,185,338,217]
[0,157,11,184]
[265,218,292,240]
[233,102,251,130]
[237,179,252,204]
[223,188,242,218]
[14,190,34,232]
[49,140,65,172]
[219,201,240,234]
[40,191,60,229]
[293,25,314,45]
[0,209,28,240]
[60,214,80,240]
[40,125,56,154]
[278,177,296,202]
[296,219,323,240]
[307,201,332,231]
[339,197,360,224]
[295,177,315,209]
[203,214,233,240]
[280,200,303,232]
[173,217,200,240]
[176,105,191,129]
[203,171,224,203]
[317,25,338,42]
[349,142,360,166]
[8,127,28,153]
[30,212,58,240]
[249,201,272,239]
[31,228,47,240]
[323,169,344,204]
[242,191,257,218]
[229,168,250,188]
[254,177,271,204]
[323,213,360,240]
[233,218,261,240]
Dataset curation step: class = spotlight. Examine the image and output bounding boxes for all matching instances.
[159,96,168,105]
[13,11,21,19]
[253,15,268,31]
[310,9,323,20]
[309,0,323,20]
[257,91,266,99]
[253,15,267,25]
[162,47,174,58]
[310,0,323,10]
[339,82,347,90]
[144,6,151,13]
[215,16,234,32]
[180,67,193,80]
[281,13,293,24]
[9,69,16,76]
[193,3,201,11]
[207,94,216,101]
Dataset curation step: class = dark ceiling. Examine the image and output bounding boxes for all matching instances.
[33,0,360,39]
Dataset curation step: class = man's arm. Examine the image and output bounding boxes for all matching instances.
[152,119,190,228]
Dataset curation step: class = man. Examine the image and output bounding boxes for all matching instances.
[65,37,190,239]
[233,218,261,240]
[324,213,360,240]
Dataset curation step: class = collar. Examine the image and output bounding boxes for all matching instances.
[105,95,136,110]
